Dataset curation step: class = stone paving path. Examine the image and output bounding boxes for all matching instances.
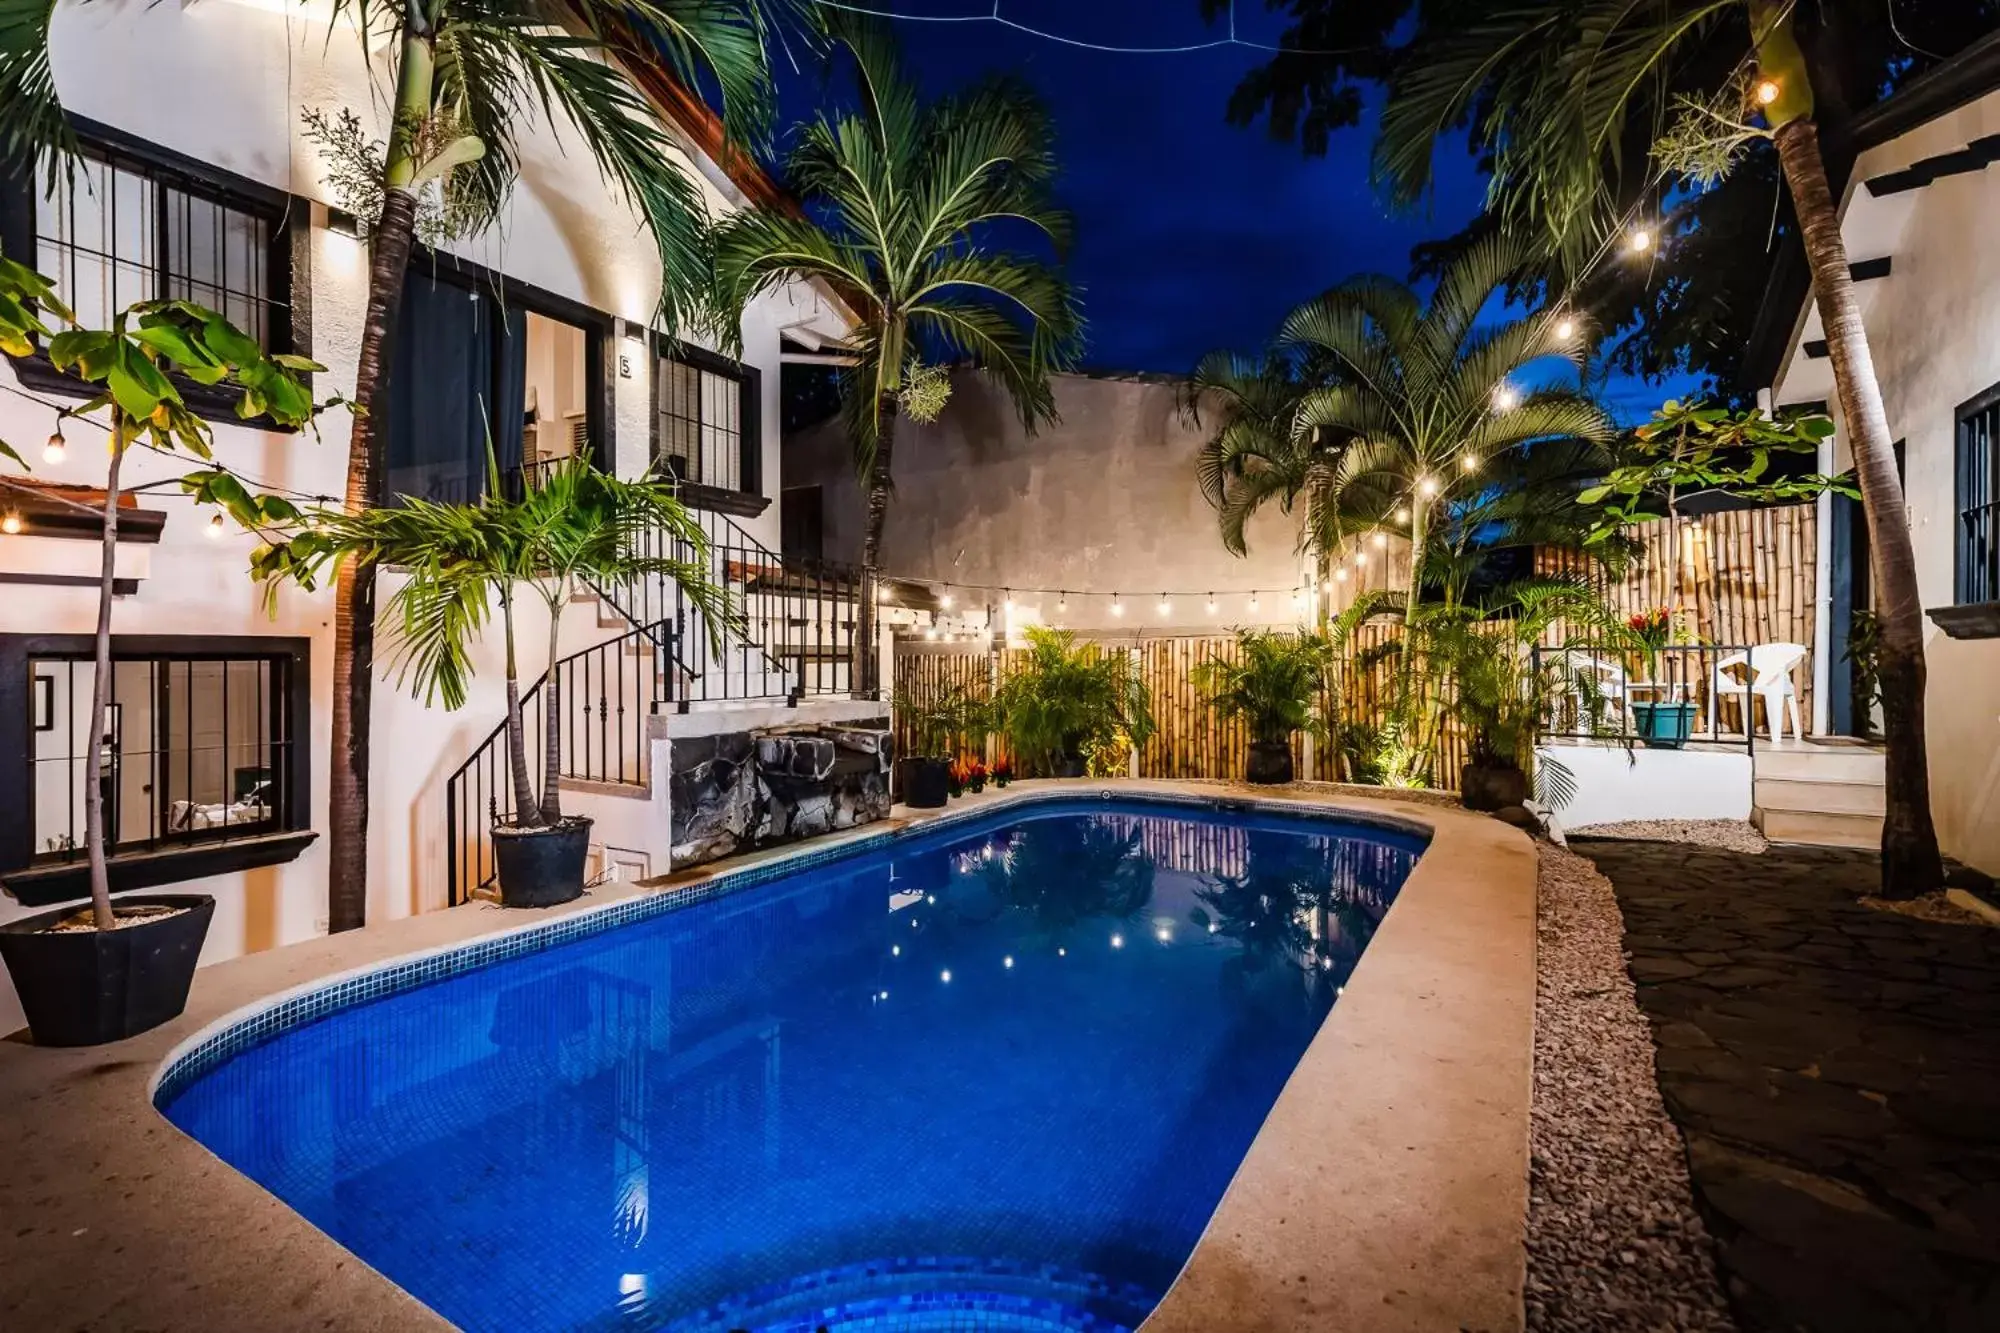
[1575,839,2000,1333]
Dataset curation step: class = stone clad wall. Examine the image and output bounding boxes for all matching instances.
[668,720,893,868]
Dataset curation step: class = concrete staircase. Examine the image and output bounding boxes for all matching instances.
[1752,742,1886,849]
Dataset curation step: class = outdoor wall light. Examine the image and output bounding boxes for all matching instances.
[326,208,366,241]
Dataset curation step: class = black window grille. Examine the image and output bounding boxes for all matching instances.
[32,142,285,347]
[24,648,301,865]
[654,341,752,492]
[1958,391,2000,605]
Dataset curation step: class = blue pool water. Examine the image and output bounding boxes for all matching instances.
[162,798,1423,1332]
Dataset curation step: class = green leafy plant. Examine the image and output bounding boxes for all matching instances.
[990,628,1154,777]
[1193,629,1332,746]
[894,681,990,761]
[0,250,331,929]
[264,456,730,829]
[1843,608,1883,741]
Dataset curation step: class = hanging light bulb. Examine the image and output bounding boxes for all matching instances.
[43,429,66,464]
[1371,531,1388,549]
[938,589,953,609]
[1554,315,1577,341]
[1395,506,1410,524]
[205,513,226,540]
[1492,383,1521,413]
[1248,592,1260,613]
[1462,451,1482,472]
[1156,593,1171,617]
[1754,77,1781,106]
[1205,593,1218,615]
[924,626,938,642]
[1334,566,1349,583]
[1057,591,1068,614]
[1290,588,1305,609]
[1,511,21,535]
[1628,226,1654,254]
[1003,588,1015,613]
[1110,594,1125,617]
[1417,476,1439,499]
[1353,550,1368,568]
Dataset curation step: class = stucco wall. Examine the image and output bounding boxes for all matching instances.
[1774,89,2000,874]
[0,1,838,1032]
[784,370,1411,636]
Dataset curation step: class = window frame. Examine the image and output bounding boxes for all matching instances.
[383,247,613,506]
[0,117,312,428]
[0,633,315,904]
[1954,380,2000,607]
[650,333,765,514]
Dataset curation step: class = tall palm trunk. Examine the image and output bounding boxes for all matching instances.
[540,589,565,824]
[857,395,899,698]
[82,438,127,931]
[1770,114,1943,897]
[326,22,436,932]
[500,589,537,825]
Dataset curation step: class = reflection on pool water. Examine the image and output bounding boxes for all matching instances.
[162,798,1424,1332]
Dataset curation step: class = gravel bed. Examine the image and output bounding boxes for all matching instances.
[1568,818,1768,853]
[1529,844,1738,1333]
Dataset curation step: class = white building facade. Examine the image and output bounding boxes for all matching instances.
[1757,36,2000,874]
[0,1,850,1032]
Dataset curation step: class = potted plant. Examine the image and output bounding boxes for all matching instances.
[1192,630,1331,784]
[991,628,1154,778]
[1624,607,1698,749]
[286,455,729,906]
[992,757,1013,789]
[0,253,329,1045]
[965,758,988,793]
[893,683,986,808]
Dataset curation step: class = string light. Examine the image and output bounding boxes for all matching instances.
[1003,588,1015,613]
[1371,531,1388,549]
[205,513,226,540]
[1,511,21,535]
[1353,550,1368,568]
[1755,77,1781,106]
[1462,452,1482,471]
[1155,593,1171,617]
[1110,593,1125,617]
[938,589,953,608]
[1205,593,1218,615]
[1395,506,1410,524]
[1554,316,1577,341]
[1492,383,1521,413]
[42,429,65,463]
[1057,592,1068,613]
[1417,476,1439,499]
[1628,226,1655,254]
[924,626,938,641]
[1333,566,1349,583]
[1248,592,1260,613]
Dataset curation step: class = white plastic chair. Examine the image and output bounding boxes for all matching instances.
[1709,642,1806,743]
[1549,651,1632,733]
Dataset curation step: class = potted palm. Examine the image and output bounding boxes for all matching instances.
[1193,630,1332,784]
[291,456,729,906]
[0,253,328,1045]
[893,683,986,808]
[1625,607,1698,749]
[991,628,1154,778]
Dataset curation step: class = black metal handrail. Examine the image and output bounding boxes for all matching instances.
[1532,642,1774,754]
[444,620,674,906]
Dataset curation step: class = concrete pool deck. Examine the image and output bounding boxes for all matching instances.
[0,780,1536,1331]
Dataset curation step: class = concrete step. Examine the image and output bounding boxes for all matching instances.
[1755,806,1884,849]
[1753,745,1885,784]
[1754,776,1887,816]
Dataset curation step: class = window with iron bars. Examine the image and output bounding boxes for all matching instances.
[653,339,757,495]
[1958,388,2000,606]
[8,640,309,875]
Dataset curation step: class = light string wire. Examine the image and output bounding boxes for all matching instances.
[810,0,1369,58]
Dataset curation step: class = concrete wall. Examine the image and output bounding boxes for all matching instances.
[1537,744,1754,829]
[0,0,841,1032]
[1772,87,2000,874]
[784,369,1411,637]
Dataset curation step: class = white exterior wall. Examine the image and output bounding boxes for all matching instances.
[1536,744,1754,829]
[0,1,841,1031]
[1772,87,2000,874]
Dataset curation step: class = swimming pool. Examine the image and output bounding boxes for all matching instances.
[160,796,1424,1332]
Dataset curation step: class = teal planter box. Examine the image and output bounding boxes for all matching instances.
[1632,701,1698,749]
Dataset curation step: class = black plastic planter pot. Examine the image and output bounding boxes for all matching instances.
[1461,762,1530,812]
[1245,740,1295,785]
[0,894,215,1046]
[897,757,951,809]
[491,817,592,908]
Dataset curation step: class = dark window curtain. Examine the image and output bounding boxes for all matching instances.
[489,301,528,485]
[384,272,489,505]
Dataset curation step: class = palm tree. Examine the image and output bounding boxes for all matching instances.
[1278,236,1616,624]
[1374,0,1944,896]
[0,0,792,931]
[711,14,1083,688]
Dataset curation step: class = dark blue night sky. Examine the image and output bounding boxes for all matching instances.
[774,1,1680,420]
